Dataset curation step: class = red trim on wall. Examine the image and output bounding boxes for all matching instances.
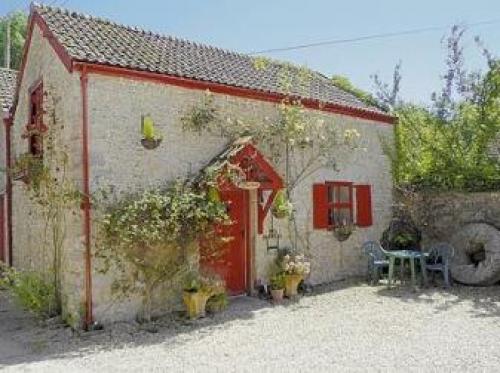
[3,116,13,266]
[73,62,396,125]
[80,66,94,329]
[34,12,73,72]
[0,195,4,263]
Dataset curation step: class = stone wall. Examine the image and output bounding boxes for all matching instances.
[87,73,394,322]
[408,192,500,245]
[408,192,500,285]
[10,24,85,326]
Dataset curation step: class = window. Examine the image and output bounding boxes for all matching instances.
[327,182,353,227]
[313,181,373,229]
[27,82,44,157]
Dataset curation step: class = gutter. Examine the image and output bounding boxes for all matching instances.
[2,112,12,266]
[80,65,93,329]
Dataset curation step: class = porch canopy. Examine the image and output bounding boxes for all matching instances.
[200,137,284,233]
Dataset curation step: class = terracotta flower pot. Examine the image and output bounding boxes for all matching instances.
[284,274,303,298]
[270,288,284,303]
[183,291,210,319]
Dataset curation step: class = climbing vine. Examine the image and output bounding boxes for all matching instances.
[9,87,82,315]
[95,181,229,322]
[180,61,362,254]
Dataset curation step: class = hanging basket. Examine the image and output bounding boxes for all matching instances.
[141,138,162,150]
[333,224,355,242]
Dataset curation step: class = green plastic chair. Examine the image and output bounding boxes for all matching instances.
[362,241,389,284]
[424,242,454,287]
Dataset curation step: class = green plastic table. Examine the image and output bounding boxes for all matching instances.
[385,250,428,287]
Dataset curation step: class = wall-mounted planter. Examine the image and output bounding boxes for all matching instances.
[141,138,162,150]
[333,225,355,242]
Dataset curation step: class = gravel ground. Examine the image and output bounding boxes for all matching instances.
[2,280,500,372]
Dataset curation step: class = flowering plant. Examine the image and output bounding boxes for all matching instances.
[281,254,311,276]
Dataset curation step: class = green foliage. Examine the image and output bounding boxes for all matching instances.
[181,91,218,134]
[206,292,229,313]
[388,29,500,192]
[183,271,225,294]
[0,11,28,69]
[271,189,293,219]
[331,75,381,108]
[393,65,500,191]
[252,56,270,71]
[142,116,157,141]
[269,272,285,290]
[4,88,82,318]
[1,265,57,318]
[96,182,229,322]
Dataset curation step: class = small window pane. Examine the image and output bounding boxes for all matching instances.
[331,207,352,226]
[338,186,350,203]
[328,186,335,203]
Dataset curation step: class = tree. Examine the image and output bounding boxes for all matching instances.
[0,11,28,70]
[381,26,500,191]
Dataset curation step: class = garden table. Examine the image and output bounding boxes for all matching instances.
[385,250,428,288]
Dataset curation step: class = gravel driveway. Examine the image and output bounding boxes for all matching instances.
[2,280,500,372]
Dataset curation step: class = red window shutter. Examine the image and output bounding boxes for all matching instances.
[355,185,373,227]
[312,183,329,229]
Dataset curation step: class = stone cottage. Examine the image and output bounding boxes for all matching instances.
[1,67,17,264]
[4,4,395,327]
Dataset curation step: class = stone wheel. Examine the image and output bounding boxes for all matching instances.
[450,223,500,286]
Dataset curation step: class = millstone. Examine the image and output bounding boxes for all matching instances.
[450,223,500,286]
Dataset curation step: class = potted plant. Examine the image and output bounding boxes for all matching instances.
[281,254,311,298]
[141,115,163,149]
[271,190,293,219]
[269,272,285,303]
[206,292,229,314]
[333,221,356,242]
[182,272,225,319]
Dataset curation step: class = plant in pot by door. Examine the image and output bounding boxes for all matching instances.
[271,190,293,219]
[182,272,225,319]
[281,254,311,298]
[269,272,285,303]
[206,292,229,314]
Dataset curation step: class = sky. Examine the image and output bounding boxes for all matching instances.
[2,0,500,104]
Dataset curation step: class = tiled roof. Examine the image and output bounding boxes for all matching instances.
[34,4,388,116]
[0,68,17,112]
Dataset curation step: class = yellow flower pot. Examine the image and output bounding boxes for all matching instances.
[284,274,303,298]
[183,291,210,319]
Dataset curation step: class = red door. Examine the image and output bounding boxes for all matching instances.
[203,188,247,295]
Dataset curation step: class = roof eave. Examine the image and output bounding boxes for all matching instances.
[73,61,396,125]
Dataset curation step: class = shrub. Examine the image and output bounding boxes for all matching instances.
[1,265,57,318]
[269,272,285,290]
[96,182,229,322]
[206,293,229,313]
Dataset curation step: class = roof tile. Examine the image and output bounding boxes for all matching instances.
[0,68,17,112]
[35,5,387,115]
